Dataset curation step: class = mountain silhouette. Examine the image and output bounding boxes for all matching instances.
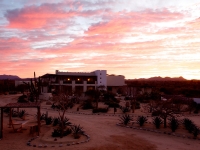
[0,75,21,80]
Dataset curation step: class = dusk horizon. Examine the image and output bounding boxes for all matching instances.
[1,0,200,80]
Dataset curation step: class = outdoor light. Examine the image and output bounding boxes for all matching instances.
[68,78,70,81]
[78,78,80,81]
[88,78,90,81]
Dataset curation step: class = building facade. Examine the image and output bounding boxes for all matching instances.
[40,70,125,95]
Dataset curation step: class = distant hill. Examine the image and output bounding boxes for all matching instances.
[127,76,187,81]
[0,75,21,80]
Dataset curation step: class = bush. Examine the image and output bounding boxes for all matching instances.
[135,101,141,109]
[71,124,84,139]
[53,117,60,126]
[137,116,147,127]
[45,116,53,125]
[119,114,133,125]
[168,117,179,132]
[105,101,119,108]
[183,118,193,131]
[121,107,130,113]
[12,111,18,117]
[3,108,10,114]
[52,128,71,137]
[92,107,109,113]
[153,117,163,129]
[59,117,71,128]
[193,126,199,138]
[18,109,26,118]
[152,110,161,116]
[51,103,61,109]
[81,100,94,109]
[18,95,28,103]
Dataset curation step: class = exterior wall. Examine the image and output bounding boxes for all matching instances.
[107,75,125,86]
[94,70,107,88]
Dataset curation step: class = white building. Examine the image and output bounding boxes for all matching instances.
[40,70,125,94]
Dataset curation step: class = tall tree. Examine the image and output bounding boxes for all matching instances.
[52,92,74,137]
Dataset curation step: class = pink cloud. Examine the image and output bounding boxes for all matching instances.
[4,3,99,30]
[5,5,78,29]
[87,9,184,35]
[0,37,30,56]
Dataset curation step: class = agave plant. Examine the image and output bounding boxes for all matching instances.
[137,116,147,127]
[153,117,163,129]
[119,114,133,125]
[168,117,179,132]
[121,107,130,113]
[52,128,72,137]
[71,124,84,139]
[59,117,71,128]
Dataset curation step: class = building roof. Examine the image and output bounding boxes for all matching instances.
[40,73,97,78]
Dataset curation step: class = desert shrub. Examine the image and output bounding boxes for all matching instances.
[71,124,84,139]
[153,117,163,129]
[12,110,18,117]
[18,109,26,118]
[51,103,61,109]
[121,107,130,113]
[3,108,10,113]
[52,128,71,137]
[59,117,71,128]
[137,116,147,127]
[135,101,141,109]
[18,95,28,103]
[81,100,93,109]
[193,126,199,138]
[183,118,193,131]
[45,116,53,125]
[53,117,60,126]
[105,101,119,108]
[40,113,46,121]
[119,114,133,125]
[92,107,109,113]
[188,123,196,133]
[168,117,179,132]
[152,110,161,116]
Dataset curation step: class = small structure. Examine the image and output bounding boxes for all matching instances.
[0,102,41,139]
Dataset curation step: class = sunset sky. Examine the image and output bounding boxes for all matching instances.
[1,0,200,79]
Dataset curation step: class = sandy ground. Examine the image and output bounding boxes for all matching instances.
[0,94,200,150]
